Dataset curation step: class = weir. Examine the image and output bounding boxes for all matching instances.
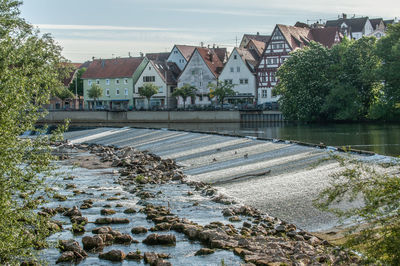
[64,127,397,232]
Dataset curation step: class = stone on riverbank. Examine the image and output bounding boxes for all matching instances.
[99,250,126,261]
[143,234,176,246]
[82,235,104,251]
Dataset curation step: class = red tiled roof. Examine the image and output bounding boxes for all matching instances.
[211,47,228,63]
[196,48,224,78]
[81,57,144,79]
[175,45,198,61]
[151,60,181,85]
[276,24,341,50]
[236,48,259,73]
[246,39,266,56]
[310,27,341,48]
[243,34,271,43]
[325,17,369,32]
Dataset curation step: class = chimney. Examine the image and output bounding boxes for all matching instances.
[128,52,131,57]
[207,44,210,48]
[140,52,144,58]
[92,56,95,61]
[201,41,204,47]
[213,43,216,48]
[342,13,347,19]
[257,32,260,35]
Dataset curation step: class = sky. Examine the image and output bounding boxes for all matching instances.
[20,0,399,62]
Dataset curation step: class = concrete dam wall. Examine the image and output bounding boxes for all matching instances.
[63,127,397,232]
[40,110,283,125]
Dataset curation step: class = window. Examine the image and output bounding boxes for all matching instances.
[116,88,120,95]
[234,55,237,59]
[88,80,92,86]
[96,79,100,84]
[174,50,178,54]
[192,70,196,75]
[272,58,277,64]
[143,76,155,82]
[106,79,110,85]
[224,79,233,84]
[270,72,276,82]
[237,66,240,72]
[170,87,175,93]
[199,95,203,101]
[239,79,249,84]
[230,67,234,72]
[115,79,120,84]
[124,79,128,84]
[267,58,272,64]
[149,66,151,70]
[158,86,163,93]
[179,59,184,63]
[124,88,128,96]
[106,89,110,96]
[262,90,268,98]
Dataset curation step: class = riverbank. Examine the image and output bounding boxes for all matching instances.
[38,142,360,265]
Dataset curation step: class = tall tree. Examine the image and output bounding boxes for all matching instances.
[138,83,159,110]
[172,84,196,109]
[0,0,67,263]
[371,23,400,121]
[208,81,236,109]
[88,84,103,110]
[276,42,332,121]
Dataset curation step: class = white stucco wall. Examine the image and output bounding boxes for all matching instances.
[219,49,256,97]
[134,61,167,108]
[177,50,217,106]
[167,46,187,71]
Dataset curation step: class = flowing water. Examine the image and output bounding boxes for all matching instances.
[41,149,244,265]
[63,127,400,233]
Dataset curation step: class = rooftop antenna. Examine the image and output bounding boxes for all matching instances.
[235,35,238,47]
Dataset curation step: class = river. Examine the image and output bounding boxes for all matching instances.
[66,122,400,157]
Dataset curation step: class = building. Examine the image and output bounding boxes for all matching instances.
[177,47,224,107]
[257,24,341,104]
[133,59,180,109]
[245,39,266,57]
[82,57,147,110]
[167,45,198,71]
[219,48,260,105]
[325,14,373,40]
[239,32,271,48]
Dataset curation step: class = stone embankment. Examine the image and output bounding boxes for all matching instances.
[35,141,362,265]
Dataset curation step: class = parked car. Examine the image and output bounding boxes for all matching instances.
[95,105,108,111]
[257,103,272,110]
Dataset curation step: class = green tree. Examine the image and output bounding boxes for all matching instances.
[0,0,67,263]
[55,87,74,109]
[276,42,332,121]
[315,159,400,264]
[172,84,196,109]
[68,67,87,96]
[88,83,103,110]
[370,23,400,121]
[138,83,159,110]
[322,37,381,120]
[208,81,236,109]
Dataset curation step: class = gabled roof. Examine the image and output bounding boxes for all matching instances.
[246,39,266,56]
[369,18,384,29]
[235,48,259,73]
[383,19,395,27]
[196,48,224,78]
[81,57,144,79]
[211,47,228,63]
[175,45,198,61]
[276,24,312,50]
[325,17,369,32]
[310,27,341,48]
[243,33,271,43]
[274,24,341,50]
[150,60,181,85]
[146,52,170,61]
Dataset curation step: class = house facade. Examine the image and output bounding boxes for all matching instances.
[257,24,341,104]
[167,45,197,71]
[177,48,223,107]
[325,14,373,40]
[133,59,180,109]
[82,57,147,110]
[219,48,259,105]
